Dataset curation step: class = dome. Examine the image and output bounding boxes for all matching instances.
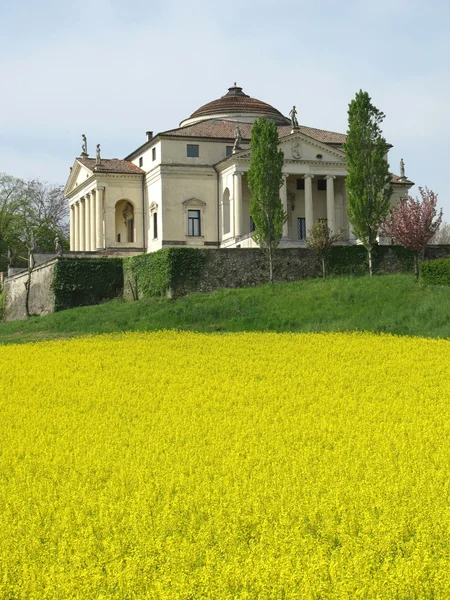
[180,84,291,127]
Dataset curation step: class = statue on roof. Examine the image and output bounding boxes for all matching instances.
[400,158,406,179]
[96,144,101,165]
[232,125,242,153]
[289,105,299,129]
[81,134,88,157]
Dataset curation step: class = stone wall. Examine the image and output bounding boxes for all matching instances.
[4,260,56,321]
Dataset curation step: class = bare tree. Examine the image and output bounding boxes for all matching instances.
[431,222,450,244]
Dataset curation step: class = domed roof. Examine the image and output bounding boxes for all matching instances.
[180,84,290,127]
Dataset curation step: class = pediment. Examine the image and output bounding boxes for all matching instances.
[230,131,346,164]
[64,159,94,195]
[279,132,346,163]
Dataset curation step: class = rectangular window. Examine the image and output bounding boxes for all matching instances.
[226,146,233,157]
[152,147,156,161]
[297,217,306,240]
[296,178,305,190]
[128,219,134,243]
[188,209,201,236]
[187,144,199,158]
[250,216,256,232]
[318,179,327,191]
[139,157,143,167]
[153,212,158,239]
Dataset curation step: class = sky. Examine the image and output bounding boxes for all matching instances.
[1,0,449,216]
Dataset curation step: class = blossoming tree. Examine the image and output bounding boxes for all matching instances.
[382,187,443,279]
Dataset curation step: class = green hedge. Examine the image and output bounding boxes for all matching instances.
[52,258,124,312]
[420,259,450,285]
[123,248,206,300]
[325,245,414,275]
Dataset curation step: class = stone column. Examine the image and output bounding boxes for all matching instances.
[79,197,86,251]
[234,172,243,238]
[70,205,75,251]
[326,175,336,234]
[96,187,105,249]
[304,174,314,236]
[281,173,289,238]
[90,190,96,251]
[85,194,91,251]
[74,202,80,252]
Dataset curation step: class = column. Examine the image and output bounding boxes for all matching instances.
[70,205,75,251]
[96,187,105,249]
[326,175,336,234]
[304,174,314,236]
[234,172,243,238]
[74,202,80,252]
[79,197,86,251]
[281,173,289,238]
[90,191,96,251]
[85,194,91,251]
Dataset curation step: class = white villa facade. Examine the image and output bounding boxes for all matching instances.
[64,85,413,253]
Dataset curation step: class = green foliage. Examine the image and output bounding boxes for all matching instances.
[344,91,393,274]
[4,274,450,344]
[248,118,286,282]
[420,259,450,286]
[326,245,414,275]
[306,218,341,278]
[52,258,123,311]
[124,248,207,300]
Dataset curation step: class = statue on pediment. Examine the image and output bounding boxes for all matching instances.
[400,158,406,179]
[233,126,242,153]
[289,105,299,129]
[96,144,101,165]
[81,134,88,157]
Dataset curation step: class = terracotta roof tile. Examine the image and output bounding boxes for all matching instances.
[391,175,414,185]
[78,157,144,175]
[161,120,347,145]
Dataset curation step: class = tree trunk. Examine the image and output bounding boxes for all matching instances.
[368,245,373,277]
[24,269,31,318]
[322,257,326,279]
[268,247,273,284]
[414,253,419,280]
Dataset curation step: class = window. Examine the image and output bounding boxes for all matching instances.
[152,147,156,161]
[188,209,201,236]
[297,218,306,240]
[226,146,233,157]
[117,233,121,242]
[318,179,327,191]
[250,216,256,232]
[296,178,305,190]
[187,144,199,158]
[128,219,134,243]
[153,212,158,239]
[139,157,143,167]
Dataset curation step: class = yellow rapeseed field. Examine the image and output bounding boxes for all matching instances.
[1,331,450,599]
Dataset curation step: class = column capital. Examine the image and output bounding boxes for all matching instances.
[303,174,314,180]
[233,171,244,177]
[96,186,105,191]
[325,174,336,180]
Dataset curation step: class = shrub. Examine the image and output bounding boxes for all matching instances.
[420,258,450,286]
[123,248,206,300]
[52,258,123,311]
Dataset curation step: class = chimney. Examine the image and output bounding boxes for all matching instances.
[146,131,153,141]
